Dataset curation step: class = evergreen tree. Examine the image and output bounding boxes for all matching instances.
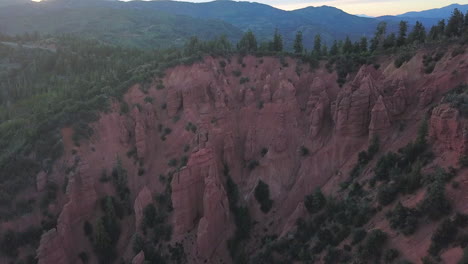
[429,20,446,41]
[465,11,468,27]
[359,37,368,53]
[94,218,113,260]
[313,34,322,56]
[293,31,304,54]
[371,22,387,51]
[102,197,120,242]
[342,36,353,54]
[305,189,326,214]
[353,41,361,53]
[384,33,396,49]
[270,28,283,52]
[446,8,465,37]
[330,40,339,56]
[184,36,201,56]
[408,21,426,44]
[321,44,328,57]
[397,21,408,47]
[237,30,257,53]
[214,34,232,54]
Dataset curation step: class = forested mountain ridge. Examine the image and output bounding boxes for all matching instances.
[0,1,243,49]
[0,0,465,49]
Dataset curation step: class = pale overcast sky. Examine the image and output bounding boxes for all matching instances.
[176,0,468,16]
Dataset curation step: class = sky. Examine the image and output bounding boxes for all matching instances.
[173,0,467,16]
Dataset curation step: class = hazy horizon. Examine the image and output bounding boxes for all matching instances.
[29,0,468,16]
[119,0,467,16]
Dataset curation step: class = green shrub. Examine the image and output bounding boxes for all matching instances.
[257,101,264,109]
[120,102,129,114]
[260,148,268,157]
[156,83,165,90]
[111,158,130,204]
[299,146,310,156]
[232,70,242,77]
[304,189,326,214]
[78,252,89,263]
[442,84,468,117]
[168,159,178,167]
[240,77,250,84]
[360,229,388,259]
[351,228,367,245]
[142,204,157,228]
[84,221,93,237]
[254,180,273,213]
[40,182,59,209]
[384,248,400,263]
[386,203,419,236]
[459,155,468,167]
[185,122,197,133]
[394,52,414,68]
[144,97,154,104]
[459,247,468,264]
[180,155,188,167]
[419,179,451,220]
[452,46,465,58]
[132,233,145,254]
[377,183,399,206]
[247,160,259,170]
[428,218,457,255]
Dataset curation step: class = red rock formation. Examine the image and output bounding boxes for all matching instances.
[132,251,145,264]
[369,96,392,135]
[430,104,465,154]
[134,187,152,229]
[36,171,47,192]
[30,49,468,264]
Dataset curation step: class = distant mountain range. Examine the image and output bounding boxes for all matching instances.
[397,3,468,18]
[0,0,466,49]
[376,3,468,27]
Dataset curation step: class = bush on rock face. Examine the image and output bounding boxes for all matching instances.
[254,180,273,213]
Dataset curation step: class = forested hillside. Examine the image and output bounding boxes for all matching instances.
[0,2,243,49]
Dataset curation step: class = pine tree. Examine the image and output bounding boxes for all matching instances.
[429,20,445,41]
[371,22,387,51]
[465,11,468,27]
[184,36,201,56]
[94,218,112,257]
[293,31,304,54]
[313,34,322,56]
[330,40,339,56]
[397,21,408,47]
[237,30,257,53]
[359,37,368,53]
[321,44,328,57]
[270,28,283,52]
[408,21,426,44]
[215,34,232,54]
[384,33,396,49]
[446,8,465,37]
[353,41,361,53]
[103,197,120,242]
[342,36,353,54]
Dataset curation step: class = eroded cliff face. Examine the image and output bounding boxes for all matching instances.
[22,46,468,264]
